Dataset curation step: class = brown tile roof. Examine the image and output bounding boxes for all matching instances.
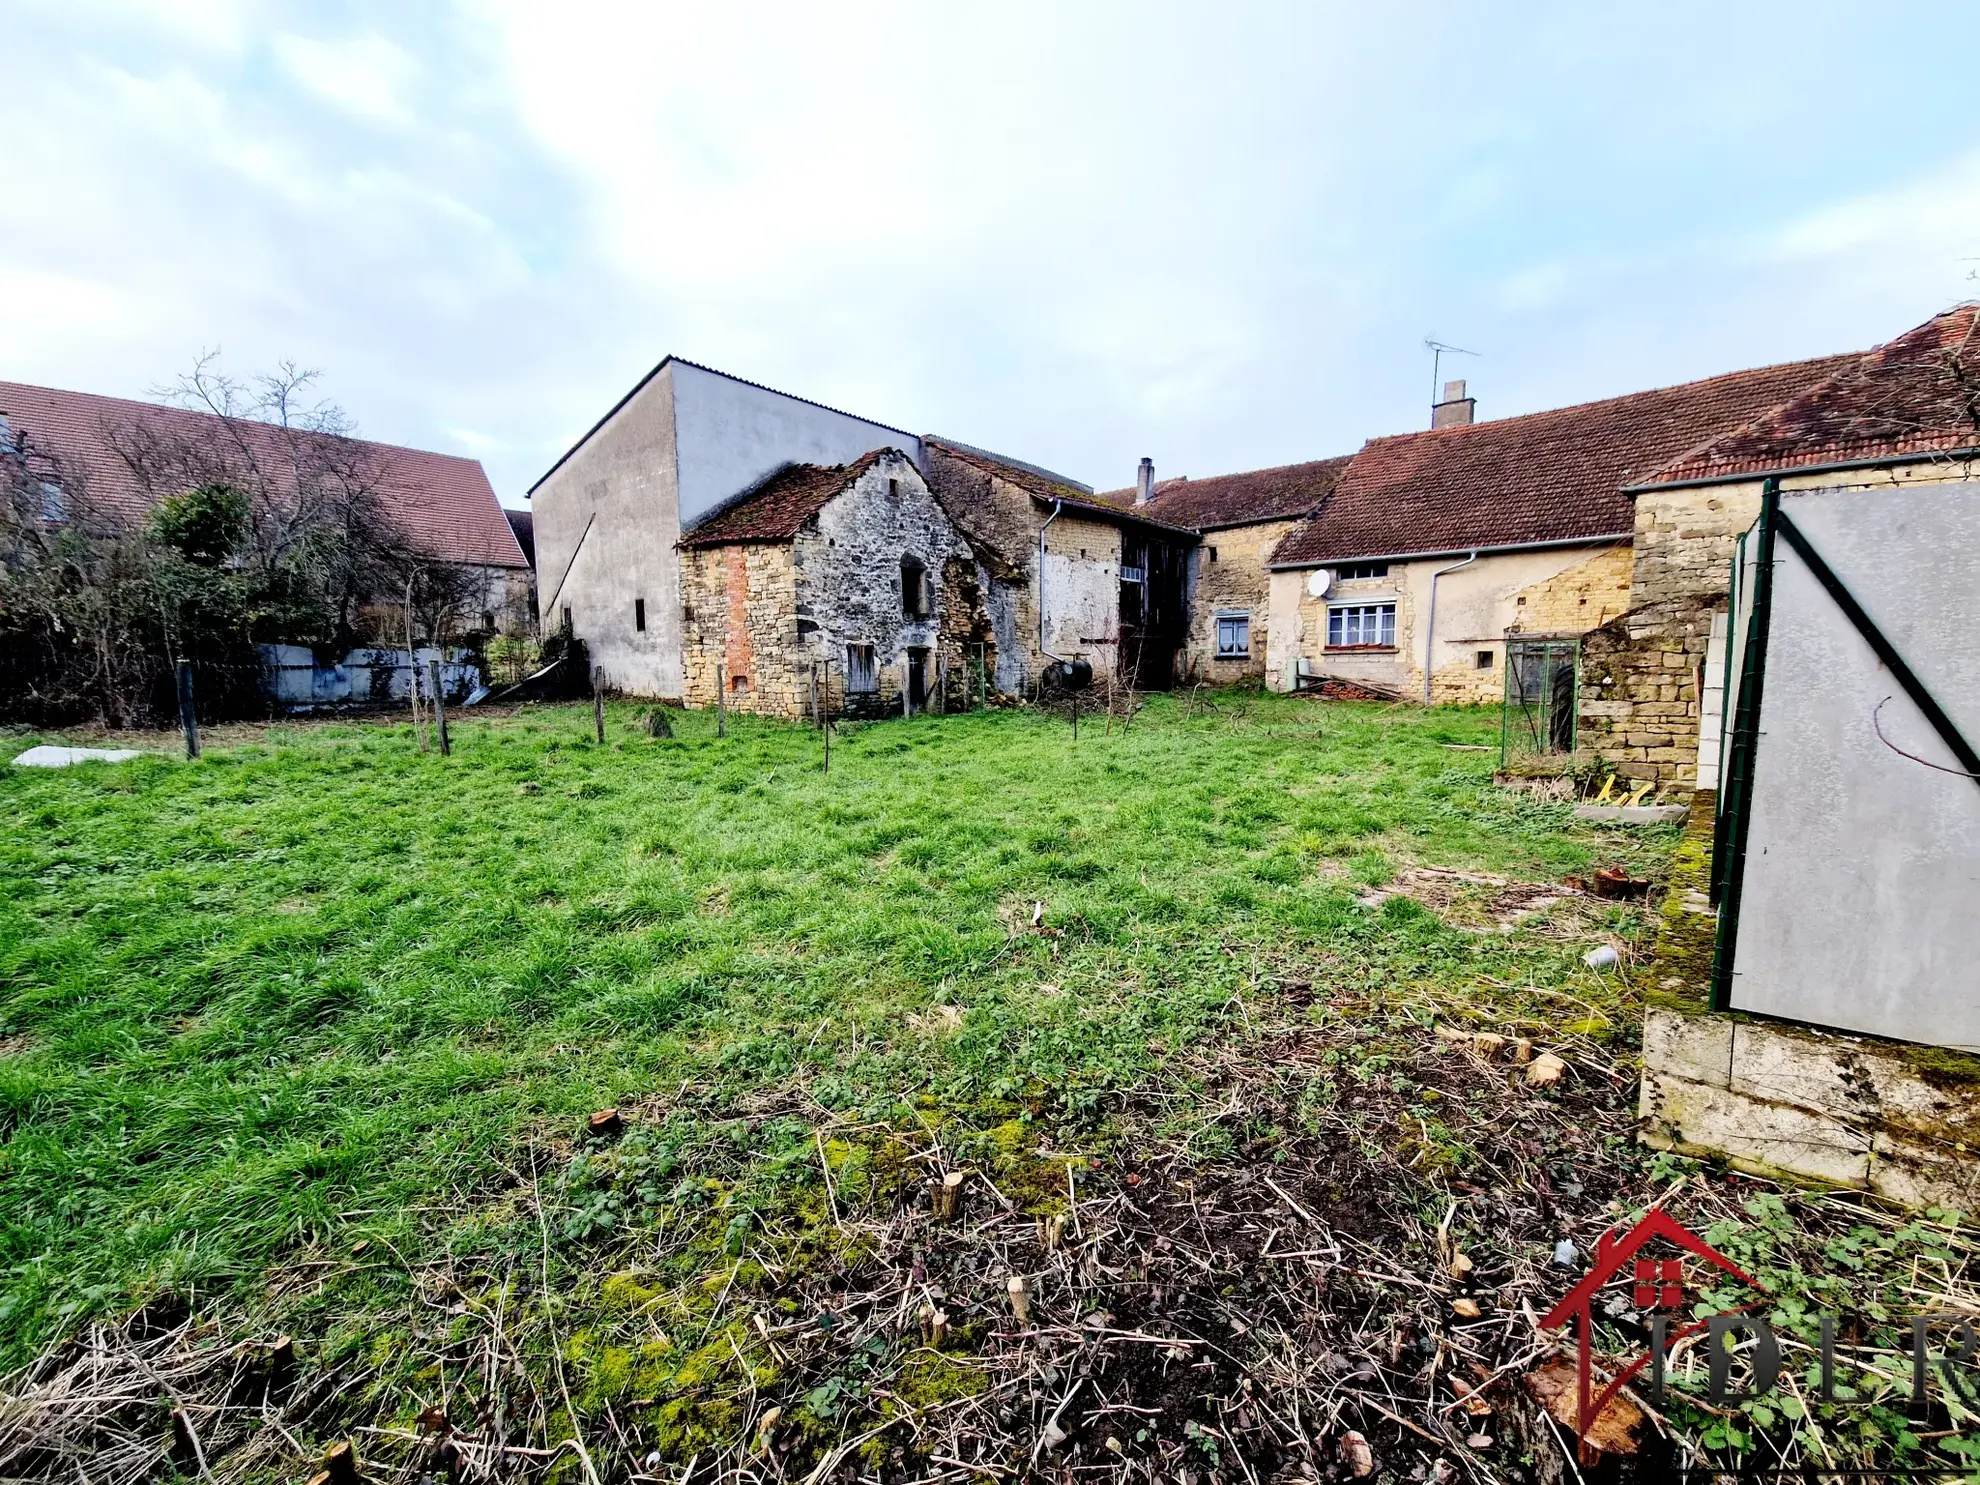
[1093,455,1352,530]
[1268,351,1860,568]
[922,438,1196,537]
[0,379,527,569]
[677,450,889,546]
[1638,305,1980,485]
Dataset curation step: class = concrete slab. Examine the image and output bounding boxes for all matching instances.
[1643,1008,1733,1089]
[12,746,149,768]
[1572,804,1689,824]
[1642,1073,1871,1188]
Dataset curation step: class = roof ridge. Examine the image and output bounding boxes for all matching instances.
[1357,349,1860,448]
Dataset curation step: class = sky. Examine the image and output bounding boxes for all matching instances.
[5,1,1979,507]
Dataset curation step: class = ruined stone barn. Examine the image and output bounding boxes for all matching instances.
[1094,454,1351,685]
[529,359,923,698]
[924,439,1196,691]
[677,449,1007,720]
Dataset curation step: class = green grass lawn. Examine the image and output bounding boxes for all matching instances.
[0,694,1654,1362]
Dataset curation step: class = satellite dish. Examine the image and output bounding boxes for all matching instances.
[1306,569,1333,599]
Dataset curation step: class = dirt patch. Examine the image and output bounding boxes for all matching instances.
[1355,866,1610,939]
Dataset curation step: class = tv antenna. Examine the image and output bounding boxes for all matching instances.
[1424,338,1480,403]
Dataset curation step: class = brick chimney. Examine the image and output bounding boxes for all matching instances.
[1135,457,1155,505]
[1432,379,1476,429]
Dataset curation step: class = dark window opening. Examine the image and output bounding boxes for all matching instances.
[634,598,646,632]
[482,611,496,632]
[888,478,900,498]
[906,646,929,708]
[1337,561,1389,580]
[731,673,751,693]
[901,554,928,617]
[560,606,573,635]
[1476,649,1493,669]
[1208,547,1218,563]
[847,644,878,693]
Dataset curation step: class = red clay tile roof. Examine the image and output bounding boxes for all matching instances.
[1638,305,1980,485]
[923,438,1195,537]
[1094,455,1352,530]
[0,379,526,568]
[1268,351,1860,568]
[677,450,890,546]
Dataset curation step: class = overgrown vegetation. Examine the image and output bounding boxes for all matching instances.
[0,356,480,727]
[0,695,1968,1481]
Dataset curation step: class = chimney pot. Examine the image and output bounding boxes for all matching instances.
[1135,456,1155,506]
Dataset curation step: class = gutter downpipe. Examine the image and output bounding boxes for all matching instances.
[1422,550,1479,704]
[1038,499,1070,675]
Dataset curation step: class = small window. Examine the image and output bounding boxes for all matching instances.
[560,605,573,635]
[1327,602,1396,649]
[847,644,878,693]
[634,598,646,632]
[1476,649,1494,669]
[888,478,899,498]
[1336,561,1389,580]
[1208,547,1218,563]
[482,610,496,632]
[731,673,751,693]
[40,481,65,524]
[900,554,928,618]
[1215,612,1251,658]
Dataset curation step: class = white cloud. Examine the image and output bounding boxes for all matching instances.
[272,32,418,126]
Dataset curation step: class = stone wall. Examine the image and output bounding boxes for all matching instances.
[1577,596,1716,786]
[1182,519,1298,684]
[680,452,992,721]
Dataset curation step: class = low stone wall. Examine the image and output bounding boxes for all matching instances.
[1579,596,1718,786]
[1638,794,1980,1210]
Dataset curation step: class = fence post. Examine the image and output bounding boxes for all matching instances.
[716,663,726,738]
[429,659,451,757]
[810,663,820,730]
[937,656,948,716]
[592,668,605,745]
[822,662,831,775]
[176,661,201,760]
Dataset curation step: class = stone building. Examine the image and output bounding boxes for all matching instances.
[923,439,1196,691]
[530,358,921,697]
[677,449,1007,720]
[1093,455,1350,684]
[1595,303,1980,788]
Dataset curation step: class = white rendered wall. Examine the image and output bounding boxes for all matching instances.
[1729,482,1980,1050]
[671,363,920,528]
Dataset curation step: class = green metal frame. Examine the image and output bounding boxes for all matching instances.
[1499,636,1581,769]
[1709,480,1779,1009]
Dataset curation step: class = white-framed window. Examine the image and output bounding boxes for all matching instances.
[1215,611,1251,658]
[1327,602,1396,649]
[846,643,878,693]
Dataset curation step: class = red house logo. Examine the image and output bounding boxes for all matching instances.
[1539,1209,1763,1458]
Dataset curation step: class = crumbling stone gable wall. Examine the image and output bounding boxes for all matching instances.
[1182,519,1298,683]
[794,454,978,719]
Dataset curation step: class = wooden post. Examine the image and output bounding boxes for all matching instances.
[592,669,605,745]
[176,660,200,760]
[429,660,451,757]
[716,663,726,738]
[937,656,948,716]
[408,655,427,753]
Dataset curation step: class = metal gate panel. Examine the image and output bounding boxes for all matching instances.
[1718,481,1980,1050]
